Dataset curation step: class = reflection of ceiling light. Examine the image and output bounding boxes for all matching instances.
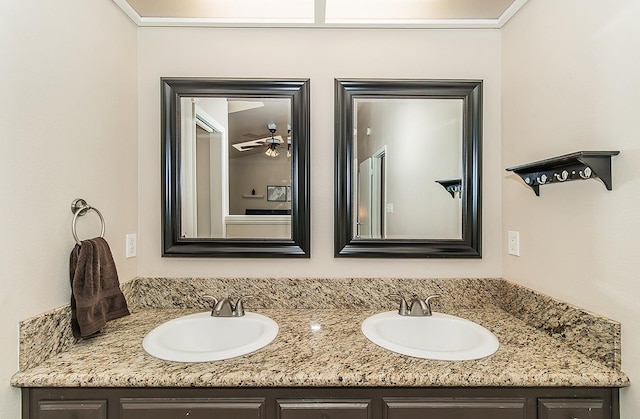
[265,123,279,157]
[265,143,279,157]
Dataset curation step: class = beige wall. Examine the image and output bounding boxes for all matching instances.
[501,0,640,416]
[229,153,292,215]
[138,27,503,277]
[0,1,138,417]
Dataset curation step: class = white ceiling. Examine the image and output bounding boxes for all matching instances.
[113,0,528,29]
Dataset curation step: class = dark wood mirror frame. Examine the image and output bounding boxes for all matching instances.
[334,79,482,258]
[162,78,310,257]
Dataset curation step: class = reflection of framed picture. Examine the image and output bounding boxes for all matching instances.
[267,185,287,202]
[286,186,291,202]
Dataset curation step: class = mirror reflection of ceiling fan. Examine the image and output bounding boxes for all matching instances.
[232,123,291,157]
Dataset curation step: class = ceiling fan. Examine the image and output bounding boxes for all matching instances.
[232,123,284,156]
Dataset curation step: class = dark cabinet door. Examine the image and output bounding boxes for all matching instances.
[538,398,607,419]
[37,400,107,419]
[120,398,265,419]
[277,399,371,419]
[384,398,527,419]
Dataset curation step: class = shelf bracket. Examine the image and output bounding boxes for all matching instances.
[577,155,614,191]
[435,178,462,198]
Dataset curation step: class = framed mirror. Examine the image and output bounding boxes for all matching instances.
[334,79,481,258]
[162,78,310,257]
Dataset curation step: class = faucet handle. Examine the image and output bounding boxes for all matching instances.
[423,294,441,315]
[203,295,219,314]
[234,295,253,317]
[203,295,218,307]
[388,294,409,315]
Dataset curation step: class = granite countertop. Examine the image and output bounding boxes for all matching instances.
[11,306,629,388]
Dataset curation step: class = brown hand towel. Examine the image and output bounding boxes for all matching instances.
[70,237,130,338]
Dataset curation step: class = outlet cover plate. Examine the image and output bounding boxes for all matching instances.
[126,233,137,258]
[508,230,520,256]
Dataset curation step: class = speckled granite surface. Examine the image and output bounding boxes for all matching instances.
[18,277,138,371]
[11,307,628,388]
[127,277,505,311]
[127,277,623,370]
[18,306,76,371]
[13,277,629,388]
[499,280,621,370]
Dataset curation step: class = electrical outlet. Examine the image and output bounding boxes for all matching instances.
[508,230,520,256]
[126,234,137,258]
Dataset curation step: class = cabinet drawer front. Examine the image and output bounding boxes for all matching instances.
[384,397,527,419]
[120,398,265,419]
[38,400,107,419]
[277,399,371,419]
[538,398,607,419]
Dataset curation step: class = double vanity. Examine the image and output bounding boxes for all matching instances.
[12,277,628,419]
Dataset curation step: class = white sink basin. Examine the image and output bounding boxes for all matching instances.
[143,312,278,362]
[361,311,499,361]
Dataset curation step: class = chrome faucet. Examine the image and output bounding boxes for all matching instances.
[203,295,252,317]
[389,294,440,316]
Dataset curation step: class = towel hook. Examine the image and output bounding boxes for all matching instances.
[71,198,105,246]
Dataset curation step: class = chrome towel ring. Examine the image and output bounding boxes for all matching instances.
[71,198,105,246]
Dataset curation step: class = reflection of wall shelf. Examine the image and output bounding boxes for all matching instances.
[242,194,264,199]
[506,151,619,196]
[435,178,462,198]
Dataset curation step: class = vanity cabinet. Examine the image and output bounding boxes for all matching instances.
[22,387,619,419]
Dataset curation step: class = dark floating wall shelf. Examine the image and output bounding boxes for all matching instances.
[435,178,462,198]
[506,151,619,196]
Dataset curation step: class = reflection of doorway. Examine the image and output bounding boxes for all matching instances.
[195,125,223,237]
[180,98,229,238]
[357,158,372,238]
[357,146,387,239]
[178,103,228,239]
[371,147,386,239]
[194,108,227,238]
